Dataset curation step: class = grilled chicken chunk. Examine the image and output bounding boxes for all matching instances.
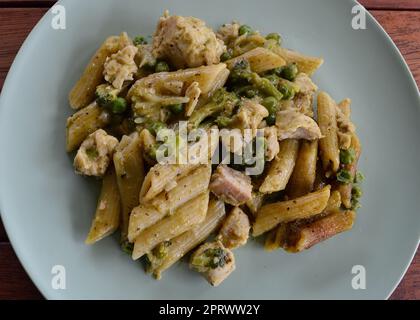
[218,207,250,249]
[276,110,322,141]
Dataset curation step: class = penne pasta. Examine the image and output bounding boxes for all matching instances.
[139,164,200,202]
[113,132,145,242]
[337,133,361,208]
[318,91,340,177]
[338,98,352,118]
[66,102,110,152]
[264,223,287,252]
[325,190,342,213]
[132,191,210,260]
[226,47,286,74]
[152,198,226,279]
[69,33,131,109]
[287,140,318,199]
[85,168,121,244]
[245,192,266,217]
[283,210,356,252]
[128,203,166,242]
[259,139,299,194]
[151,165,211,214]
[272,46,324,75]
[253,185,331,236]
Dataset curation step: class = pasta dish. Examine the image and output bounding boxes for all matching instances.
[66,11,363,286]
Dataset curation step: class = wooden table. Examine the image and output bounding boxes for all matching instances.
[0,0,419,300]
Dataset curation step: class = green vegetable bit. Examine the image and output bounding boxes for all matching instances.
[238,24,253,36]
[152,241,172,259]
[278,83,296,100]
[352,185,363,199]
[265,32,281,44]
[263,74,280,87]
[110,97,127,114]
[215,115,233,127]
[340,148,356,165]
[220,50,232,62]
[280,63,298,81]
[86,147,99,159]
[121,241,134,255]
[266,113,277,126]
[191,247,229,270]
[155,61,170,73]
[351,198,361,210]
[354,171,365,184]
[168,103,184,115]
[95,84,119,108]
[133,35,147,46]
[261,96,278,114]
[144,119,167,136]
[336,169,353,184]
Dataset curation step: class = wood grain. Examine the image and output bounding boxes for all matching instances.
[0,244,43,299]
[360,0,420,10]
[371,10,420,87]
[0,8,47,90]
[0,5,419,300]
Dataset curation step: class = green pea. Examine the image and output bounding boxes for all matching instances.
[352,186,363,198]
[266,113,276,126]
[133,36,147,46]
[340,148,356,165]
[262,96,278,114]
[337,169,352,184]
[278,84,295,100]
[111,97,127,114]
[169,103,184,115]
[266,33,281,44]
[155,61,170,73]
[280,63,298,81]
[238,24,253,36]
[264,74,280,87]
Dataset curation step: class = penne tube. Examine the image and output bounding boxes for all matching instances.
[337,133,361,208]
[128,204,166,243]
[150,165,211,214]
[318,91,340,177]
[264,223,287,252]
[132,191,209,260]
[152,198,226,279]
[272,46,324,75]
[283,210,356,252]
[69,33,131,109]
[253,185,331,236]
[287,140,318,199]
[259,139,299,194]
[226,47,286,74]
[325,190,342,213]
[85,168,121,244]
[139,164,199,202]
[245,192,266,217]
[66,102,110,152]
[114,132,145,242]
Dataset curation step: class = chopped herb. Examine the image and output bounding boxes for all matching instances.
[340,148,356,165]
[337,169,352,184]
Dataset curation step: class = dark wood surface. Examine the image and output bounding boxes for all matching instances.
[0,1,419,300]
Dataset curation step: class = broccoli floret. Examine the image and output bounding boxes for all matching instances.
[191,247,229,270]
[188,88,239,128]
[95,84,127,114]
[121,241,134,255]
[144,118,167,136]
[152,241,172,259]
[133,35,147,46]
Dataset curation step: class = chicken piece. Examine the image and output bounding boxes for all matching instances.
[276,110,322,141]
[104,45,138,89]
[216,22,240,45]
[152,14,225,69]
[190,240,235,286]
[234,99,269,136]
[74,129,119,176]
[185,82,201,116]
[220,128,244,155]
[294,73,318,94]
[209,165,252,206]
[264,126,280,161]
[135,44,156,68]
[218,207,250,249]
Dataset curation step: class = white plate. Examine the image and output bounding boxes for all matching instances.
[0,0,419,299]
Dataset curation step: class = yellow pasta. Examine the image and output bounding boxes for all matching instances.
[226,47,286,74]
[338,98,352,118]
[318,91,340,177]
[128,203,166,242]
[253,185,331,236]
[287,140,318,199]
[132,191,210,260]
[85,168,121,244]
[69,32,131,109]
[113,132,144,242]
[259,139,299,194]
[66,102,109,152]
[150,165,211,214]
[272,46,324,75]
[152,198,226,279]
[264,223,287,252]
